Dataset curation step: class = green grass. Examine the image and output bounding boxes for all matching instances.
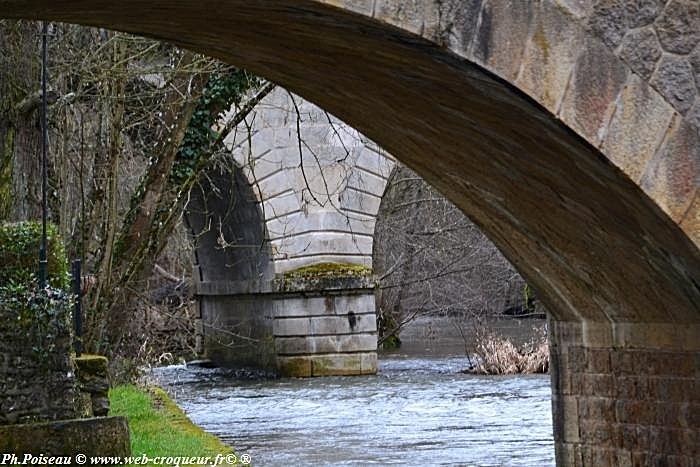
[109,385,236,465]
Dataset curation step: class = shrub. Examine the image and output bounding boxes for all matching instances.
[0,221,69,290]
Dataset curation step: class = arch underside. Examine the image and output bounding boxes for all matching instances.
[5,0,695,327]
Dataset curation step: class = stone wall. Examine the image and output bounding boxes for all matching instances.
[550,319,700,465]
[0,291,77,425]
[274,273,378,377]
[222,87,395,273]
[0,416,131,458]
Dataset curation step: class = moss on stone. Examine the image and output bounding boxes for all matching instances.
[278,357,312,377]
[283,262,371,279]
[73,354,107,374]
[72,354,109,375]
[0,416,131,457]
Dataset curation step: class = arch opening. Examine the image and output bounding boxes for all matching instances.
[186,159,276,368]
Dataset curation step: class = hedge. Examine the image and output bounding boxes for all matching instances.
[0,221,69,290]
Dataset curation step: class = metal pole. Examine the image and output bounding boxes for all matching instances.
[38,21,49,289]
[72,259,83,356]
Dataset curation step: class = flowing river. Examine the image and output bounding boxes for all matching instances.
[154,352,554,466]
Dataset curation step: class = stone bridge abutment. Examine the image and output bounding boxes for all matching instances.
[3,1,699,464]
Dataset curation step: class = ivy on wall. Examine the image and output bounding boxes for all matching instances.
[0,221,70,290]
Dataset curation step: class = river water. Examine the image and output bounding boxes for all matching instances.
[154,351,555,466]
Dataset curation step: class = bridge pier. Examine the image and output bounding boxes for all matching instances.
[196,266,378,377]
[274,270,377,377]
[549,318,700,465]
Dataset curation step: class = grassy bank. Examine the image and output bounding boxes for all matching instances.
[109,385,236,465]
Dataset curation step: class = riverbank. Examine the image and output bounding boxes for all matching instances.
[108,385,236,465]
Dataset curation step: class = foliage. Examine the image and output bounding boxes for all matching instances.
[0,221,69,290]
[0,281,73,368]
[171,68,259,186]
[109,385,236,464]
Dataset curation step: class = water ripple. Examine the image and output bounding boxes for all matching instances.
[153,356,554,466]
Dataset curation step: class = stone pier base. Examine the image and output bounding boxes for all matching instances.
[274,291,378,377]
[196,268,378,377]
[549,318,700,466]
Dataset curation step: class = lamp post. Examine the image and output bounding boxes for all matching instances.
[38,21,49,289]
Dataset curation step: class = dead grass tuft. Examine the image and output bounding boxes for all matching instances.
[467,328,549,375]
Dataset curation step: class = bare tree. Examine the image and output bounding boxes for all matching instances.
[373,166,539,349]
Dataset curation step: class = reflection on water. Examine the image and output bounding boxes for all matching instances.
[154,353,554,466]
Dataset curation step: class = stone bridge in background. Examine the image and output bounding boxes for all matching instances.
[186,88,395,377]
[2,1,699,465]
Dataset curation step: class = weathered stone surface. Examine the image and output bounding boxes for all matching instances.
[601,74,674,182]
[687,100,700,131]
[277,356,312,377]
[271,293,375,318]
[651,55,698,115]
[471,0,534,81]
[0,416,130,457]
[641,117,700,223]
[199,295,277,371]
[273,313,376,336]
[690,45,700,91]
[72,355,112,417]
[373,0,425,35]
[618,27,662,80]
[277,352,376,377]
[627,0,665,29]
[654,0,700,55]
[0,294,77,425]
[420,0,483,51]
[560,38,628,144]
[91,396,110,417]
[550,319,700,465]
[310,352,376,376]
[219,88,395,274]
[587,0,629,48]
[517,1,585,112]
[554,0,595,18]
[275,333,377,355]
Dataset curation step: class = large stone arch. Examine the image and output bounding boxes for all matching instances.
[3,1,699,464]
[223,87,395,273]
[192,88,394,375]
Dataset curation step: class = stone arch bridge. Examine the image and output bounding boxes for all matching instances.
[2,1,699,465]
[186,87,396,377]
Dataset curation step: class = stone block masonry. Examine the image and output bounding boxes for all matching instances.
[73,355,111,417]
[550,319,700,466]
[196,269,377,377]
[274,284,378,377]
